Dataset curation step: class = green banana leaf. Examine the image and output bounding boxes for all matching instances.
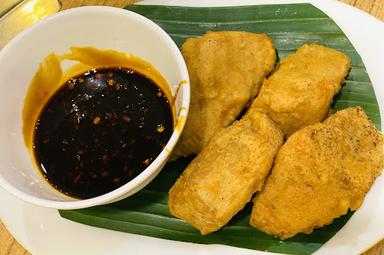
[59,3,381,255]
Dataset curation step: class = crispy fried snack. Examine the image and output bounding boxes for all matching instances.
[173,31,276,158]
[169,112,283,234]
[249,43,351,136]
[250,107,384,240]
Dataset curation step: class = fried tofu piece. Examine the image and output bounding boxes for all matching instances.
[173,31,276,158]
[250,107,384,240]
[248,43,351,136]
[169,112,283,234]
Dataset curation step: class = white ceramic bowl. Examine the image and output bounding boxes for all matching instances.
[0,6,190,209]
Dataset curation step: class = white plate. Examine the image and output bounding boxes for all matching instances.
[1,0,384,254]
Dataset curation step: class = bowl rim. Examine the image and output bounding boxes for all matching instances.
[0,6,190,209]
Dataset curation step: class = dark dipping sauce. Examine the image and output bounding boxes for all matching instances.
[33,67,173,199]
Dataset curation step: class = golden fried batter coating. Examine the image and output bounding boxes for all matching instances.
[169,112,283,234]
[249,43,351,136]
[250,107,384,240]
[173,31,276,158]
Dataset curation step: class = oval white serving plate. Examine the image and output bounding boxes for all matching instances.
[1,0,383,254]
